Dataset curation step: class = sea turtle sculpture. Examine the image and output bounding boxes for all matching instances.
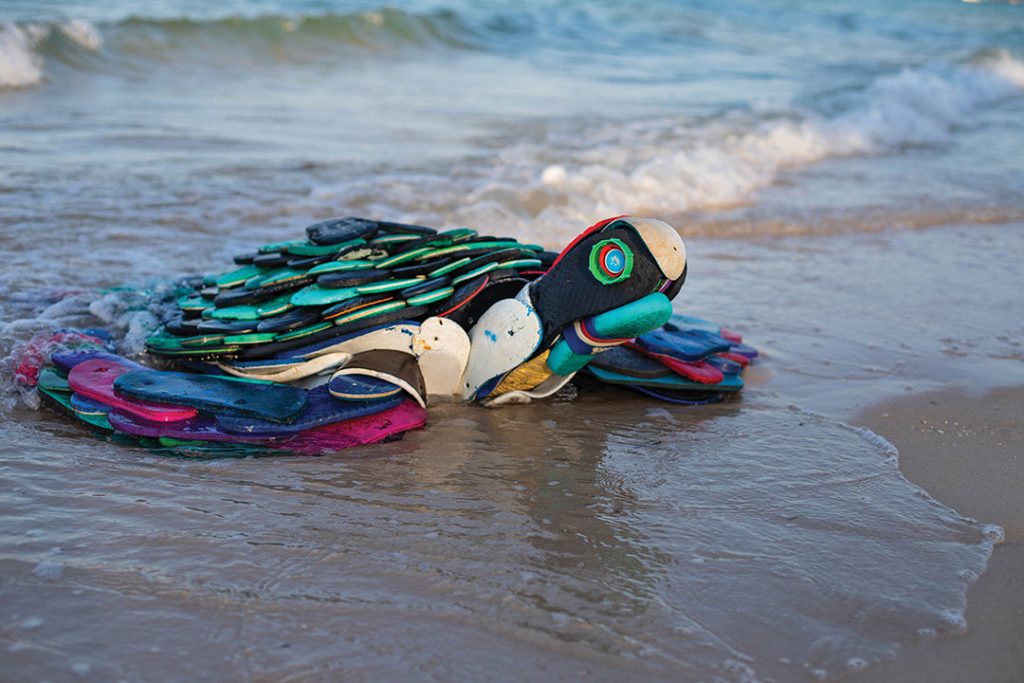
[18,216,756,455]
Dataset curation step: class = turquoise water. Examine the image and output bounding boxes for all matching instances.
[1,0,1023,287]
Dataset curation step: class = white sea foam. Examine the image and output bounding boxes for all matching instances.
[0,23,43,87]
[87,289,164,355]
[32,560,65,580]
[535,51,1024,219]
[59,19,103,51]
[848,425,900,466]
[981,523,1005,544]
[0,20,102,88]
[938,608,968,634]
[305,52,1024,244]
[981,47,1024,87]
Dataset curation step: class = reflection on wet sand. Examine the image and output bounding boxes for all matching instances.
[1,225,1018,681]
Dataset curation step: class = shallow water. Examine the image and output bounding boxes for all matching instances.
[0,394,1000,682]
[3,224,1021,681]
[2,0,1024,680]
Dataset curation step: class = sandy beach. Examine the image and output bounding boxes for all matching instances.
[860,386,1023,683]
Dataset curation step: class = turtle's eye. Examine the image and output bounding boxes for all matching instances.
[589,238,634,285]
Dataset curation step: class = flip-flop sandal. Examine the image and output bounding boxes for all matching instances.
[330,350,427,409]
[113,370,308,423]
[410,316,470,402]
[266,399,427,455]
[68,358,198,423]
[215,385,403,436]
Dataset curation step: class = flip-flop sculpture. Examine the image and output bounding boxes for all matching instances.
[18,216,757,455]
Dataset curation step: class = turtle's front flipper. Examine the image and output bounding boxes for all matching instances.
[482,292,673,406]
[545,292,673,375]
[459,288,543,401]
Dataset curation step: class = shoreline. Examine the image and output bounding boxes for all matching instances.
[2,223,1022,681]
[854,385,1024,683]
[680,222,1024,680]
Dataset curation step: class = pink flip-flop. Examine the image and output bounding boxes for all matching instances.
[269,398,427,455]
[68,358,198,423]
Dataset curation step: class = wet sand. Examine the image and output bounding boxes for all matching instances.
[859,386,1024,683]
[2,222,1023,682]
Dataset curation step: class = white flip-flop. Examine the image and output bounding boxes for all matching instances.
[216,352,351,383]
[460,289,543,401]
[412,317,470,403]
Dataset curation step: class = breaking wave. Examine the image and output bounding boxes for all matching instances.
[0,9,479,88]
[302,50,1024,242]
[527,50,1024,222]
[0,19,101,87]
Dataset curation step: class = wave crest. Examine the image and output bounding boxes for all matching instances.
[0,9,481,88]
[0,19,102,88]
[533,51,1024,220]
[302,50,1024,244]
[113,9,477,51]
[0,23,43,87]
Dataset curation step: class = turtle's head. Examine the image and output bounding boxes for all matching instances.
[458,216,687,401]
[527,216,687,345]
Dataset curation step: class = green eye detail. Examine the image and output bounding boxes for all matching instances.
[589,239,634,285]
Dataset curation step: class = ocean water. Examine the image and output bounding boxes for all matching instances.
[1,0,1023,273]
[2,1,1023,681]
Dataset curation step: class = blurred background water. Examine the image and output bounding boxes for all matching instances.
[1,0,1022,289]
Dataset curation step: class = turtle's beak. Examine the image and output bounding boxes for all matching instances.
[619,217,686,282]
